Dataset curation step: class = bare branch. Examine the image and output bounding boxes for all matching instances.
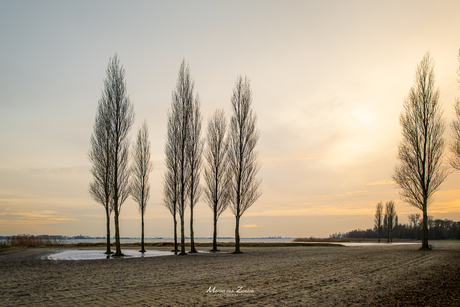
[204,109,230,251]
[131,120,153,214]
[204,109,230,217]
[450,49,460,170]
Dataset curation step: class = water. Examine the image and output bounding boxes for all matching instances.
[46,249,228,260]
[60,238,294,244]
[46,249,176,260]
[331,242,420,247]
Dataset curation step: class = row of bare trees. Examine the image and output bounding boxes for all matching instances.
[374,201,397,243]
[90,56,262,256]
[163,60,261,255]
[335,216,460,241]
[391,50,460,249]
[89,55,153,256]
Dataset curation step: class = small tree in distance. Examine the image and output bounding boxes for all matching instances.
[204,109,230,252]
[228,76,262,254]
[385,200,396,242]
[392,53,449,249]
[374,202,383,242]
[131,120,153,253]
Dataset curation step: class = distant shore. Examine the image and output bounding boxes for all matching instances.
[1,241,339,250]
[1,234,423,250]
[1,236,424,250]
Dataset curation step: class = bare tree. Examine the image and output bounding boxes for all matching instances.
[131,120,153,253]
[450,49,460,170]
[204,109,230,251]
[374,201,383,242]
[383,214,388,240]
[408,213,421,240]
[89,98,113,255]
[385,200,396,242]
[163,111,181,252]
[169,60,194,255]
[228,76,262,254]
[103,55,135,256]
[392,53,449,249]
[394,214,399,238]
[186,95,203,253]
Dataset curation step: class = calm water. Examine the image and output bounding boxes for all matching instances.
[61,238,294,244]
[46,249,175,260]
[46,248,227,260]
[336,242,420,246]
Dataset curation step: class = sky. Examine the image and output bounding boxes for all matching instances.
[1,0,460,238]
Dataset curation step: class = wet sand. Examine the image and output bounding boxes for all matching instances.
[1,241,459,306]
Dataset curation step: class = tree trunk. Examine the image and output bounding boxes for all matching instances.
[387,225,390,243]
[234,215,242,254]
[140,213,145,253]
[378,226,380,243]
[422,206,429,249]
[173,211,178,252]
[179,212,186,255]
[114,209,123,256]
[190,203,197,253]
[113,141,123,256]
[211,210,218,251]
[105,205,112,254]
[390,220,393,243]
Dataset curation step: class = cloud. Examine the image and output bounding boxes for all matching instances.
[261,153,322,166]
[28,166,87,175]
[246,205,373,217]
[318,190,364,198]
[242,224,259,228]
[0,210,78,223]
[367,180,394,186]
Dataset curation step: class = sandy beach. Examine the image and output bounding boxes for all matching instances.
[1,241,459,306]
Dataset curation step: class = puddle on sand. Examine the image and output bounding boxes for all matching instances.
[45,249,226,260]
[46,249,175,260]
[332,242,420,247]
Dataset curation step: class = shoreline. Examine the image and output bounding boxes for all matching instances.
[1,238,429,251]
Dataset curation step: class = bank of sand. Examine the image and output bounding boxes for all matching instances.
[1,241,459,306]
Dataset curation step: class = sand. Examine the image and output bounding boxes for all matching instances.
[1,241,459,306]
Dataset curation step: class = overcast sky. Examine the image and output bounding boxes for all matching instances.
[1,0,460,238]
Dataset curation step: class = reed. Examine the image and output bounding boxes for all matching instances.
[1,235,63,248]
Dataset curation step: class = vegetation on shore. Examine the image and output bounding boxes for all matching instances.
[294,237,416,243]
[0,235,63,249]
